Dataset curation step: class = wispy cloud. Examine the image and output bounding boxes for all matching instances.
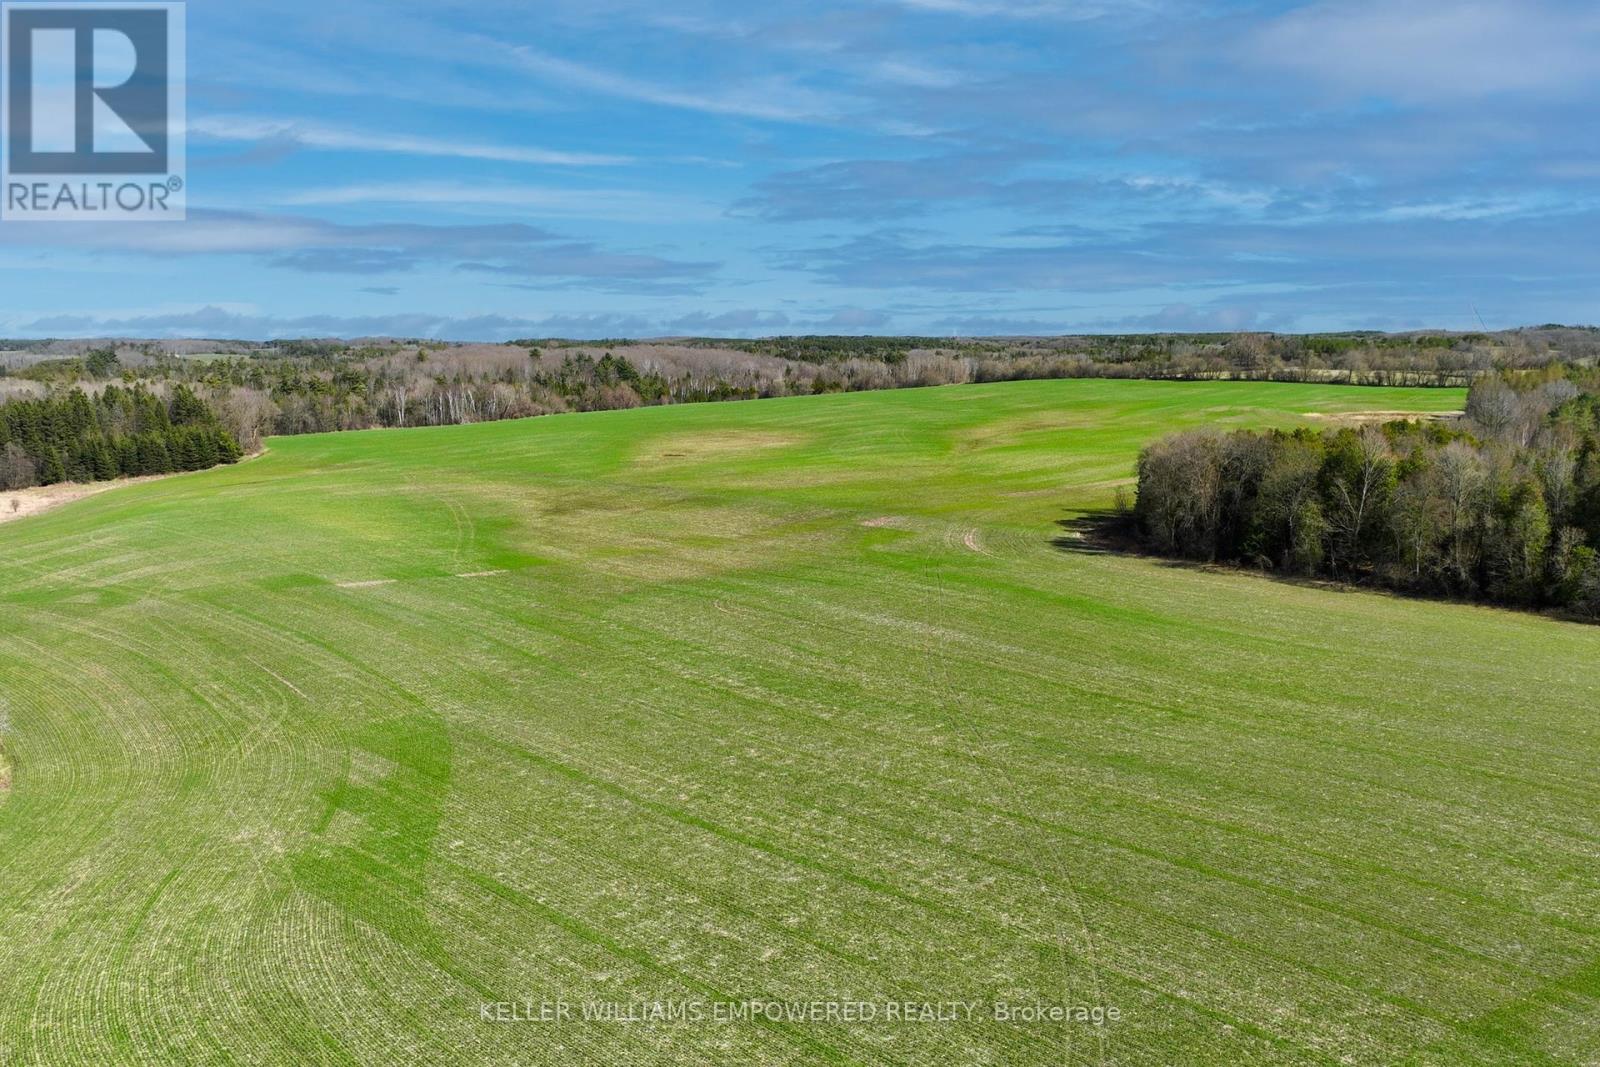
[663,310,791,332]
[777,208,1600,333]
[281,182,720,222]
[502,45,846,123]
[190,116,629,166]
[4,306,658,341]
[0,210,717,291]
[816,307,893,329]
[735,152,1278,223]
[891,0,1172,20]
[6,0,1597,336]
[1245,0,1600,102]
[869,59,969,89]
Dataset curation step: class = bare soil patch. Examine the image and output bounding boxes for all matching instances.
[637,430,806,464]
[1,451,266,527]
[0,475,171,527]
[1303,410,1462,424]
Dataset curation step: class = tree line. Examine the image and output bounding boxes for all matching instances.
[182,335,1534,438]
[10,328,1599,444]
[0,383,244,492]
[4,329,1599,478]
[1132,371,1600,619]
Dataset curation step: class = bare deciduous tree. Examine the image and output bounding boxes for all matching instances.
[1136,431,1223,559]
[0,443,36,492]
[1325,427,1392,570]
[1465,378,1519,438]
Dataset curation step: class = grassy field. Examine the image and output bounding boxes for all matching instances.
[3,378,1599,1066]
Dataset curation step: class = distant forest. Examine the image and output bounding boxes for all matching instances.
[1132,367,1600,620]
[2,327,1599,493]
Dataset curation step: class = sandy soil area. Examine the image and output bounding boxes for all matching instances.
[0,475,176,526]
[0,452,262,527]
[1303,410,1463,424]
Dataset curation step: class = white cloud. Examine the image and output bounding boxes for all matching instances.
[279,182,721,222]
[190,116,629,166]
[0,210,715,288]
[1378,198,1537,222]
[1,306,657,342]
[870,59,967,89]
[892,0,1170,19]
[1247,0,1600,101]
[502,45,848,123]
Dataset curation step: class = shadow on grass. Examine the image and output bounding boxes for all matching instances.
[1049,509,1140,557]
[1050,510,1600,624]
[1051,509,1374,592]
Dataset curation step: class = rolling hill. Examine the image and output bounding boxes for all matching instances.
[6,379,1599,1066]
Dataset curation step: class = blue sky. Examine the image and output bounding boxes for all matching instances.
[4,0,1599,340]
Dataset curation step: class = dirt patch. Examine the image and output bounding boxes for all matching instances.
[0,452,264,527]
[861,516,911,529]
[1303,410,1462,425]
[0,476,170,526]
[637,430,807,465]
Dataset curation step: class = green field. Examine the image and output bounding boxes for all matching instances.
[4,378,1599,1066]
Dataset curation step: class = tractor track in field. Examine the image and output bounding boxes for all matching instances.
[884,400,1100,1063]
[13,380,1581,1065]
[915,519,1107,1065]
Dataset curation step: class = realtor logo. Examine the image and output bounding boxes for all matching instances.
[2,2,185,220]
